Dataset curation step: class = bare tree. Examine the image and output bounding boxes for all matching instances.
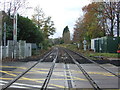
[32,6,45,29]
[32,6,56,39]
[95,0,120,37]
[116,1,120,37]
[0,0,28,16]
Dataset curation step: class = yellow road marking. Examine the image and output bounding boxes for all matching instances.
[88,72,115,76]
[1,70,87,81]
[1,65,117,76]
[71,70,115,76]
[1,66,118,82]
[0,77,84,81]
[0,71,17,77]
[0,71,65,88]
[1,65,118,88]
[0,66,27,70]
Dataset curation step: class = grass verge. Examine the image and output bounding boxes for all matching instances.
[58,44,119,59]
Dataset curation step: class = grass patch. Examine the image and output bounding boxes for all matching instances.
[89,53,118,58]
[59,44,119,58]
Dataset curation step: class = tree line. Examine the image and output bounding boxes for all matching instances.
[73,1,120,44]
[2,2,56,49]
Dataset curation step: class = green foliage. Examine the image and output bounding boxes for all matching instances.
[89,53,118,58]
[3,10,54,50]
[41,39,50,50]
[17,15,44,44]
[63,26,69,34]
[3,16,13,40]
[73,3,105,44]
[61,44,118,58]
[60,39,64,44]
[4,14,44,45]
[42,17,56,39]
[32,6,56,39]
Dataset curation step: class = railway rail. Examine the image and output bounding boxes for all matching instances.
[1,47,119,90]
[64,49,101,90]
[1,48,58,90]
[64,48,119,78]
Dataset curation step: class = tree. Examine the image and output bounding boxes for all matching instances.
[116,1,120,37]
[63,26,70,44]
[17,15,44,44]
[92,1,120,36]
[7,0,28,16]
[32,6,45,29]
[3,14,13,40]
[42,16,56,38]
[82,3,104,41]
[4,14,44,44]
[73,17,85,43]
[73,2,104,44]
[32,6,56,39]
[99,2,117,36]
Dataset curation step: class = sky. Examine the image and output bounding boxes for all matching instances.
[27,0,91,38]
[0,0,91,38]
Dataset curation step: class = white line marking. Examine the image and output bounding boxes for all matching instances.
[0,80,54,88]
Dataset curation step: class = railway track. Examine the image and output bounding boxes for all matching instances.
[1,48,58,90]
[1,47,119,90]
[63,47,119,89]
[64,48,119,78]
[64,49,101,90]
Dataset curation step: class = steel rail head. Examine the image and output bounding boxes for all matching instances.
[41,48,59,90]
[63,48,101,90]
[1,49,54,90]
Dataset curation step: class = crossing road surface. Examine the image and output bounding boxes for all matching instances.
[0,47,119,90]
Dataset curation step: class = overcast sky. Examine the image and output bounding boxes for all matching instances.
[0,0,91,38]
[26,0,91,38]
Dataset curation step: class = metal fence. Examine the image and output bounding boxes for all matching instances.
[0,40,32,60]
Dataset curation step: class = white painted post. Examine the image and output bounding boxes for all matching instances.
[83,38,87,51]
[3,22,6,58]
[13,1,17,59]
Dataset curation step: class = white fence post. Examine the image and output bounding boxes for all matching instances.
[25,43,32,57]
[1,40,32,60]
[8,40,14,59]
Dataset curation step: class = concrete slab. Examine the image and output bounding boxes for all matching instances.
[1,62,37,85]
[12,62,53,89]
[68,64,93,88]
[101,64,119,75]
[0,62,119,89]
[80,64,119,88]
[48,63,67,89]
